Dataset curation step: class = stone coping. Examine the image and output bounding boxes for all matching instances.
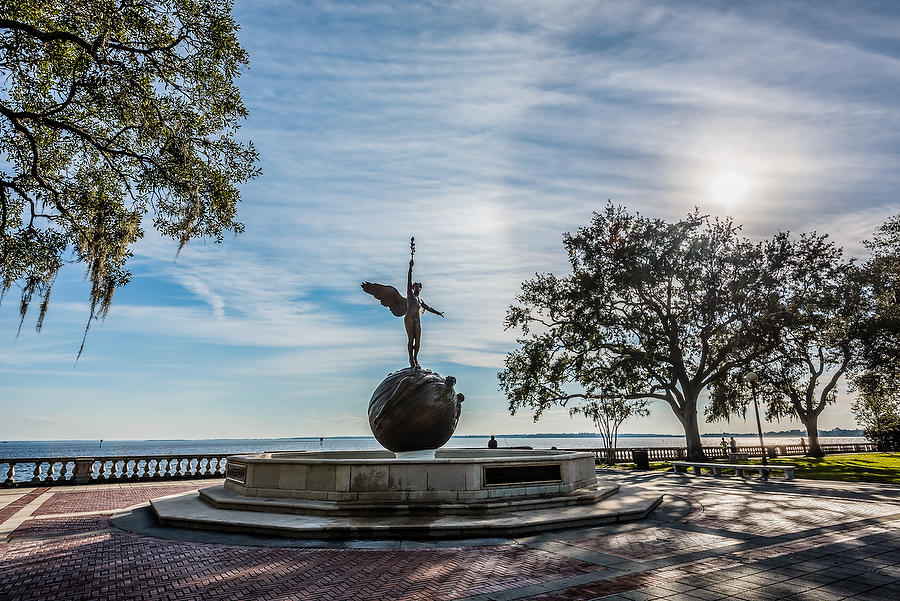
[226,448,595,465]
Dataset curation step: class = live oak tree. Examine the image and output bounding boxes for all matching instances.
[500,204,792,461]
[706,237,865,457]
[0,1,260,353]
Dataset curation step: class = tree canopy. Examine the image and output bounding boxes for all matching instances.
[858,213,900,377]
[852,370,900,451]
[0,0,259,351]
[499,203,800,460]
[706,237,865,457]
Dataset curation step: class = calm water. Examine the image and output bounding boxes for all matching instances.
[0,435,868,460]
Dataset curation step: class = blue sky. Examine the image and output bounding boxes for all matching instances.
[3,0,900,440]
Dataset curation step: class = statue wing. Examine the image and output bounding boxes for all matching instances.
[361,282,407,317]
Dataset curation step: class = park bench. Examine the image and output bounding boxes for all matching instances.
[671,461,795,480]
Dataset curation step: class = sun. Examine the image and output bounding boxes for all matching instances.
[710,171,748,206]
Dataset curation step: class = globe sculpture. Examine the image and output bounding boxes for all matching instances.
[361,237,464,452]
[368,367,464,452]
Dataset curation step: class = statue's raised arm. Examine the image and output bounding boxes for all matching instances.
[407,236,415,296]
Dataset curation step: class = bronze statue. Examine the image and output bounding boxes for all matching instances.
[362,237,443,368]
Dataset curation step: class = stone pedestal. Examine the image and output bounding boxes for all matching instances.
[73,457,94,484]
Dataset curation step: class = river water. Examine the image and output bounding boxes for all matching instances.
[0,435,867,460]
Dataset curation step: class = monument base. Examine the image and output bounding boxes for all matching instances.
[149,448,664,539]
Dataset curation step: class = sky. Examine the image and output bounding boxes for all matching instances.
[3,0,900,441]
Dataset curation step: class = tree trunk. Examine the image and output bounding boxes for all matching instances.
[800,414,824,457]
[680,399,706,461]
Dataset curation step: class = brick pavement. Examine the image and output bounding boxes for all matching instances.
[0,487,49,523]
[1,470,899,600]
[32,483,217,515]
[1,534,595,600]
[566,525,742,561]
[10,515,111,539]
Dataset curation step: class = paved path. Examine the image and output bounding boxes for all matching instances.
[1,470,898,600]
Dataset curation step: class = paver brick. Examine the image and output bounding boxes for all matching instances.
[0,532,594,601]
[567,526,742,561]
[0,488,49,523]
[10,515,111,538]
[33,484,216,515]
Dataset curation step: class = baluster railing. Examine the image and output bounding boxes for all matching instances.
[0,453,233,486]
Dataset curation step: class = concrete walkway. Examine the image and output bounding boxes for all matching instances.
[1,471,898,600]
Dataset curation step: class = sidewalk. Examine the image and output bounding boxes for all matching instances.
[1,472,898,600]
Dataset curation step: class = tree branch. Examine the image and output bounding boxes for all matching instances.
[0,18,96,54]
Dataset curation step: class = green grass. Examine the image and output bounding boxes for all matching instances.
[600,461,672,472]
[744,453,900,484]
[602,453,900,483]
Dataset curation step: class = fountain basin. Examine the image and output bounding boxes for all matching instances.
[220,448,597,504]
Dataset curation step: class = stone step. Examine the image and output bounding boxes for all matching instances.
[150,484,663,540]
[199,482,620,516]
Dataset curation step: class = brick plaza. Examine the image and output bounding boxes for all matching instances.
[1,469,898,600]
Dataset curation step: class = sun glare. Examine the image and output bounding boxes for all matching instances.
[710,172,748,206]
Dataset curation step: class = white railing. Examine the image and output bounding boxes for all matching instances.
[1,454,228,486]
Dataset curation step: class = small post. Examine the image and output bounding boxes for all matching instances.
[73,458,94,484]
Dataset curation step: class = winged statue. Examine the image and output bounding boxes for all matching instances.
[362,237,443,368]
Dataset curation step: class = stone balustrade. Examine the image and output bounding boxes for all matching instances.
[0,454,229,486]
[0,442,879,485]
[573,442,878,464]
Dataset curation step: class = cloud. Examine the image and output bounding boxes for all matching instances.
[177,277,226,321]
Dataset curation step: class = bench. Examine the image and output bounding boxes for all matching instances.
[671,461,795,480]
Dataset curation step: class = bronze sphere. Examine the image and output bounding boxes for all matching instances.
[368,367,464,452]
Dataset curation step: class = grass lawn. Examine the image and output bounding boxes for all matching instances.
[602,453,900,483]
[601,461,672,472]
[746,452,900,484]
